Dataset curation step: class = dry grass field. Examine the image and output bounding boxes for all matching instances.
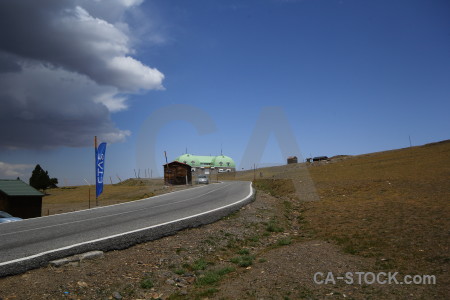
[224,140,450,275]
[304,141,450,276]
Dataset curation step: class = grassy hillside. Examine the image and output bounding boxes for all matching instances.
[304,140,450,275]
[233,140,450,275]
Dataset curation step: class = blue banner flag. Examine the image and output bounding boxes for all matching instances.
[95,142,107,198]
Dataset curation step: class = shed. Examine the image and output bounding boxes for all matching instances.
[163,161,192,185]
[313,156,329,162]
[287,156,298,164]
[0,179,44,219]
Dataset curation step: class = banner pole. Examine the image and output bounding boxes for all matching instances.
[164,151,169,185]
[95,136,98,207]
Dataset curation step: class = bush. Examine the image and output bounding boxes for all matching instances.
[237,248,250,255]
[266,221,284,233]
[230,255,255,267]
[277,237,292,246]
[196,267,235,286]
[140,278,153,289]
[192,258,210,271]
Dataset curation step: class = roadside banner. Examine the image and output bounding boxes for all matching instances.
[95,142,107,198]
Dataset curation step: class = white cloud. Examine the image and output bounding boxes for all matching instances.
[48,4,164,91]
[0,162,33,178]
[94,91,128,113]
[118,0,144,7]
[107,56,165,91]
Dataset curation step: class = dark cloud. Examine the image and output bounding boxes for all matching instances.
[0,0,163,149]
[0,65,130,149]
[0,52,22,73]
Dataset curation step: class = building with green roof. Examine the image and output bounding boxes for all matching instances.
[175,154,236,174]
[0,179,44,219]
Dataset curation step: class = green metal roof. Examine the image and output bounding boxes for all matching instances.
[175,154,213,167]
[212,155,236,168]
[0,180,44,196]
[175,154,236,168]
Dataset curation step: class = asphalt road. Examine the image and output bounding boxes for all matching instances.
[0,181,254,276]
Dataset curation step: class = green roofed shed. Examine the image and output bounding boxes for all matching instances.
[0,180,44,196]
[0,179,44,219]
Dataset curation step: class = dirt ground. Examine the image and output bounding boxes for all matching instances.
[0,140,449,299]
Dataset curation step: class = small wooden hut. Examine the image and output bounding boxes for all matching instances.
[163,161,192,185]
[287,156,298,164]
[313,156,329,162]
[0,179,44,219]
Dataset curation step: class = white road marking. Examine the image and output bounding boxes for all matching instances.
[0,183,233,237]
[0,182,253,267]
[14,182,212,222]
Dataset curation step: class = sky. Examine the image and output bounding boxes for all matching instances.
[0,0,449,185]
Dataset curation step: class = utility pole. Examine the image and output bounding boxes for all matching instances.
[164,151,169,185]
[94,136,98,207]
[83,178,91,209]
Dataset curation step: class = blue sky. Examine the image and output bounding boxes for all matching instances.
[0,0,449,185]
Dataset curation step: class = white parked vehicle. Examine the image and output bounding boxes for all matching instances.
[0,211,22,223]
[196,175,209,184]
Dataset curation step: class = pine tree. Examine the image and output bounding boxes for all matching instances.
[29,164,58,191]
[29,164,45,190]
